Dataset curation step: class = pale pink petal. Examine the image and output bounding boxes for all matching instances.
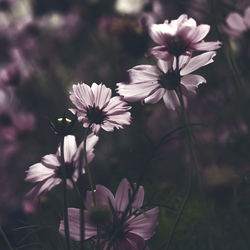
[103,96,131,115]
[128,65,159,83]
[86,185,115,210]
[150,23,174,44]
[115,179,144,213]
[180,51,216,75]
[151,46,174,61]
[244,6,250,27]
[181,74,206,93]
[144,88,165,104]
[163,91,180,110]
[115,178,131,212]
[121,232,147,250]
[41,154,60,169]
[226,12,247,31]
[91,83,112,109]
[192,41,222,51]
[191,24,210,42]
[25,163,55,182]
[157,59,173,74]
[117,82,160,102]
[74,133,99,172]
[57,135,77,163]
[26,177,61,198]
[91,124,101,134]
[59,208,97,241]
[127,207,159,240]
[70,83,94,109]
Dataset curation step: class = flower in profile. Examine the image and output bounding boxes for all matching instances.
[25,134,98,198]
[149,14,221,60]
[222,6,250,38]
[59,178,159,249]
[69,82,131,134]
[117,51,216,110]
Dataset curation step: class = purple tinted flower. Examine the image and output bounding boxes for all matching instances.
[59,178,159,250]
[69,82,131,134]
[117,51,216,110]
[149,14,221,60]
[222,6,250,38]
[25,134,98,198]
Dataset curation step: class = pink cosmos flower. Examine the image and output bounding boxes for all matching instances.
[25,134,98,199]
[59,178,159,250]
[149,14,221,60]
[222,6,250,38]
[117,51,216,110]
[69,82,131,134]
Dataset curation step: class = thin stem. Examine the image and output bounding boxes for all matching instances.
[163,56,199,250]
[84,126,96,204]
[60,137,72,250]
[0,226,14,250]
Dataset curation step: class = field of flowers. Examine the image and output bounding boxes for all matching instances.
[0,0,250,249]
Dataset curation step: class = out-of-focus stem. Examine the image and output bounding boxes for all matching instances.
[0,226,14,250]
[60,137,72,250]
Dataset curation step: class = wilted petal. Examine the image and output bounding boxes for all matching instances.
[181,74,206,93]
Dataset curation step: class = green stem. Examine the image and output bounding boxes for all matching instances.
[0,226,14,250]
[60,137,72,250]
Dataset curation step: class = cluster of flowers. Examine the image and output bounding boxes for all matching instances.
[25,13,222,249]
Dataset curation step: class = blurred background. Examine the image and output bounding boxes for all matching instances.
[0,0,250,249]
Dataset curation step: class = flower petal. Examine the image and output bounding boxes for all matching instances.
[41,154,60,169]
[244,6,250,27]
[57,135,77,163]
[181,74,206,93]
[91,83,112,109]
[163,91,180,110]
[117,81,160,102]
[86,184,115,210]
[191,41,222,51]
[25,163,55,182]
[180,51,216,75]
[59,208,97,241]
[191,24,210,43]
[127,207,159,240]
[226,12,247,31]
[144,88,165,104]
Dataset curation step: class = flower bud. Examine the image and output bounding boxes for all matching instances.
[50,114,76,136]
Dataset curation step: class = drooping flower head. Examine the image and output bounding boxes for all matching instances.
[150,14,221,60]
[59,178,159,249]
[25,134,98,198]
[117,51,216,110]
[222,6,250,38]
[69,82,131,134]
